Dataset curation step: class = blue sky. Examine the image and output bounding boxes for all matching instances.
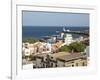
[22,11,89,27]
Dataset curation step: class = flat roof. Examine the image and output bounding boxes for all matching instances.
[34,53,48,58]
[58,53,87,62]
[49,52,70,58]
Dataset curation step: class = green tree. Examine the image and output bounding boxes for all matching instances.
[59,45,69,52]
[59,42,86,52]
[68,42,86,52]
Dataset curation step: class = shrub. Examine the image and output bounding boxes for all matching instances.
[59,42,86,52]
[68,42,86,52]
[59,45,69,52]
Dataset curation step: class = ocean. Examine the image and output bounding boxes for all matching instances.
[22,26,89,39]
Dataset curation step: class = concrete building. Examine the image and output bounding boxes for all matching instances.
[64,33,73,45]
[22,43,31,57]
[48,52,70,67]
[22,42,52,56]
[57,53,87,67]
[22,47,31,57]
[60,32,64,39]
[84,46,89,57]
[33,52,87,68]
[33,53,52,68]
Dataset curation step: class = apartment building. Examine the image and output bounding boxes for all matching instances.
[33,52,87,68]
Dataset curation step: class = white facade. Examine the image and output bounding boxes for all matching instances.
[60,32,64,39]
[22,47,31,56]
[22,43,34,56]
[84,46,89,57]
[64,34,73,45]
[41,42,52,53]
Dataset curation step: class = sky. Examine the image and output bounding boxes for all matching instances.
[22,11,89,27]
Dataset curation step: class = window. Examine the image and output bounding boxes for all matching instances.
[33,57,36,60]
[76,63,78,66]
[43,64,45,67]
[72,64,74,67]
[51,63,53,67]
[45,59,47,61]
[63,63,65,67]
[51,57,53,59]
[55,63,58,67]
[33,65,36,68]
[41,58,44,62]
[46,65,48,68]
[82,62,85,66]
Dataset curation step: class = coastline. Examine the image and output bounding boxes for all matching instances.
[22,26,89,39]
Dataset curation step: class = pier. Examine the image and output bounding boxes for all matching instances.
[59,30,89,36]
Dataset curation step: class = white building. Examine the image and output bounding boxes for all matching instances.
[64,33,73,45]
[84,46,89,57]
[59,29,73,45]
[60,32,64,39]
[22,47,31,57]
[40,42,52,53]
[22,42,34,56]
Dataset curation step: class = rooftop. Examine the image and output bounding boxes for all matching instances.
[49,52,70,58]
[34,53,48,58]
[58,53,87,62]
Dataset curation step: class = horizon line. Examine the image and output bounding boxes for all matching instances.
[22,25,89,27]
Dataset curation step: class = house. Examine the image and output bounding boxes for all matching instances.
[22,42,36,57]
[64,33,73,45]
[48,52,70,67]
[57,53,87,67]
[33,52,87,68]
[33,53,49,68]
[22,47,31,57]
[32,52,65,68]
